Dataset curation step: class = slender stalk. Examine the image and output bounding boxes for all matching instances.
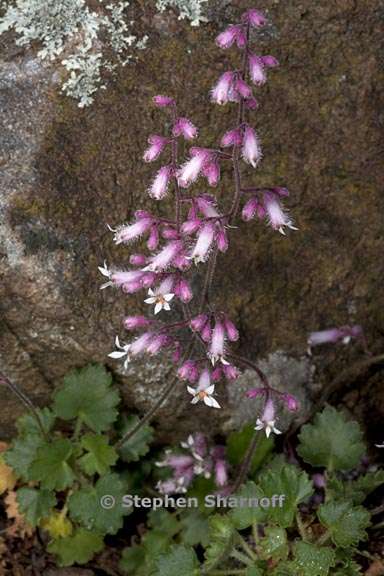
[236,533,257,561]
[230,430,259,494]
[114,342,194,450]
[317,530,331,546]
[229,549,253,566]
[228,353,270,388]
[296,512,308,541]
[0,372,48,440]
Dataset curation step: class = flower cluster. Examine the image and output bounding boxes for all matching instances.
[155,433,228,494]
[101,6,296,437]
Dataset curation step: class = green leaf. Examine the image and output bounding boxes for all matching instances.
[297,407,365,471]
[47,528,104,566]
[328,470,384,505]
[68,472,130,535]
[16,487,56,527]
[292,542,336,576]
[17,408,56,437]
[53,365,120,433]
[120,545,147,574]
[229,481,267,529]
[227,423,274,475]
[271,565,296,576]
[179,510,210,547]
[318,500,370,548]
[118,415,154,462]
[29,439,76,490]
[258,464,313,528]
[155,545,200,576]
[148,509,180,538]
[78,434,118,476]
[259,526,288,561]
[333,551,363,575]
[245,567,264,576]
[204,514,235,570]
[4,434,44,480]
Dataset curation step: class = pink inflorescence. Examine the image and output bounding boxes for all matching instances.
[100,6,296,430]
[156,433,229,494]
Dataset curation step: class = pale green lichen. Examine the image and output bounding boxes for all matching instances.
[156,0,209,26]
[0,0,211,106]
[0,0,147,107]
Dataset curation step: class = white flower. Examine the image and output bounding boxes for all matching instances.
[254,398,282,438]
[144,288,174,314]
[375,442,384,448]
[108,335,131,369]
[98,261,113,289]
[187,370,221,408]
[254,417,282,438]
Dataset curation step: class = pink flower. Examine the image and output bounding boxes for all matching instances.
[143,135,169,162]
[209,320,227,365]
[173,117,198,140]
[147,226,159,250]
[235,78,253,99]
[181,219,202,235]
[111,217,153,245]
[178,149,212,188]
[223,364,239,380]
[195,195,220,218]
[211,71,235,105]
[249,54,267,85]
[216,228,229,253]
[223,317,239,341]
[190,314,209,332]
[242,9,267,28]
[261,55,279,68]
[221,127,243,147]
[130,332,154,356]
[282,393,299,412]
[308,325,363,348]
[215,25,241,49]
[123,316,151,330]
[242,198,258,221]
[174,278,193,302]
[242,125,262,167]
[202,160,221,186]
[178,360,199,382]
[145,241,183,272]
[146,334,171,355]
[189,222,215,263]
[148,165,172,200]
[153,95,175,107]
[129,254,147,266]
[214,459,228,486]
[263,192,297,234]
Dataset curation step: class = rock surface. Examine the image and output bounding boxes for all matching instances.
[1,0,383,439]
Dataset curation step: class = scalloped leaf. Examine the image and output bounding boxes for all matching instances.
[29,439,76,490]
[53,364,119,432]
[204,514,235,570]
[259,464,313,528]
[297,407,365,471]
[16,487,56,527]
[47,528,104,566]
[229,481,267,529]
[318,500,370,548]
[155,545,200,576]
[78,434,118,476]
[259,526,288,561]
[68,472,130,535]
[292,542,336,576]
